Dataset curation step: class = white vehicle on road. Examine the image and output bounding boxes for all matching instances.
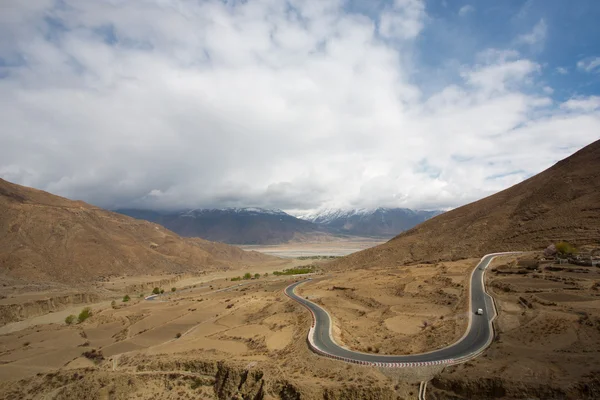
[476,308,483,315]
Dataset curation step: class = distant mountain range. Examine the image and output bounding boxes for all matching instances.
[297,207,442,237]
[116,207,316,245]
[115,207,442,245]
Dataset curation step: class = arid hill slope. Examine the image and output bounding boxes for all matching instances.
[336,139,600,268]
[0,179,274,284]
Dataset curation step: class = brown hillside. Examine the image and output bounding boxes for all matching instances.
[336,139,600,269]
[0,179,275,284]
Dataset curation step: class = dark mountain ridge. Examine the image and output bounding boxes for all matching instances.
[116,207,318,245]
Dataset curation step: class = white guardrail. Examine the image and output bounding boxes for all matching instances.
[284,252,522,368]
[283,284,454,368]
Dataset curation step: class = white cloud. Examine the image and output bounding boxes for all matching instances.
[458,5,474,17]
[464,58,540,93]
[476,48,520,64]
[0,0,599,213]
[556,66,568,75]
[561,96,600,112]
[577,57,600,73]
[379,0,426,40]
[516,19,547,46]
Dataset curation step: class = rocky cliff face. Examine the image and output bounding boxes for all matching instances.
[8,348,599,399]
[0,292,99,325]
[123,275,188,295]
[0,356,405,399]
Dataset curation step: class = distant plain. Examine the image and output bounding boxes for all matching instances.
[239,237,386,258]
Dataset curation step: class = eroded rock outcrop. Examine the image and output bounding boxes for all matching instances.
[0,292,99,325]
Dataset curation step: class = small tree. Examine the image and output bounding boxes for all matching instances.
[160,289,165,294]
[122,295,130,302]
[152,287,160,295]
[243,272,252,280]
[171,287,176,292]
[78,307,92,323]
[556,242,576,257]
[65,314,76,325]
[254,273,260,279]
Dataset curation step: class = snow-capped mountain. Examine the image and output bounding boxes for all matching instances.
[298,207,442,237]
[115,207,316,245]
[116,206,443,244]
[180,207,288,217]
[299,208,379,224]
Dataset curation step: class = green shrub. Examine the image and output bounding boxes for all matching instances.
[77,307,92,323]
[65,314,76,325]
[243,272,252,280]
[556,242,576,257]
[272,265,315,276]
[171,287,176,292]
[175,332,182,338]
[231,276,242,281]
[254,273,260,279]
[122,295,130,302]
[160,289,165,294]
[152,287,160,295]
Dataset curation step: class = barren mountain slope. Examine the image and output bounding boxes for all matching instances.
[335,139,600,269]
[0,179,274,284]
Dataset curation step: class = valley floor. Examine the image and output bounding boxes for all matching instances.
[1,252,600,399]
[239,237,385,258]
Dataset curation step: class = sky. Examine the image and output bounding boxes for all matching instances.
[1,0,599,214]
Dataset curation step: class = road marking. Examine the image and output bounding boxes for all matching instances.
[284,252,522,368]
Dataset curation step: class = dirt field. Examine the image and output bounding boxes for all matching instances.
[0,255,308,328]
[0,270,428,399]
[298,259,475,355]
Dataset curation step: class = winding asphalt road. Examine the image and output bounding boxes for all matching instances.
[285,252,520,365]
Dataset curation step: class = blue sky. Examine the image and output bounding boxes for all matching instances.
[415,0,600,99]
[0,0,599,212]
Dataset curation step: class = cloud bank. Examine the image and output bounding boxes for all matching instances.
[1,0,599,213]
